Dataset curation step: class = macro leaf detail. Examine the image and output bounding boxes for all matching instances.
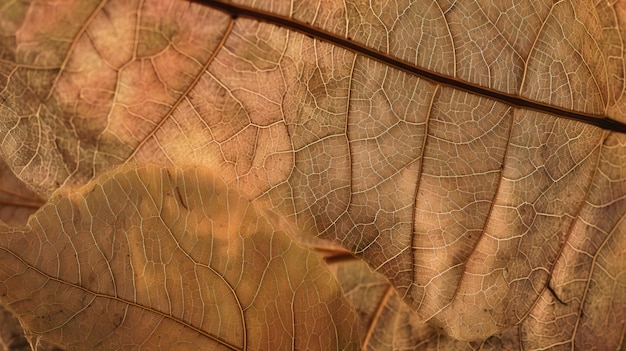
[0,164,359,350]
[0,0,625,349]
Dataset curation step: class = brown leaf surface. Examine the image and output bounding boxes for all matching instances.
[0,0,625,347]
[0,159,43,227]
[0,305,30,351]
[0,161,49,350]
[0,304,63,351]
[0,164,359,350]
[328,155,626,349]
[328,258,521,350]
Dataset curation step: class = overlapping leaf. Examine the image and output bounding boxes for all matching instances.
[0,0,625,348]
[0,164,359,350]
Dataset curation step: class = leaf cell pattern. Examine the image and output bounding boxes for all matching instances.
[0,165,359,350]
[0,0,625,349]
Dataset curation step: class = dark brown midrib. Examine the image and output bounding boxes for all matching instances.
[190,0,626,134]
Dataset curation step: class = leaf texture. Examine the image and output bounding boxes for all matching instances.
[0,159,43,227]
[328,258,522,350]
[0,0,625,347]
[0,164,359,350]
[0,304,65,351]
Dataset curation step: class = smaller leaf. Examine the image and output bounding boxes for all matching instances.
[0,164,359,350]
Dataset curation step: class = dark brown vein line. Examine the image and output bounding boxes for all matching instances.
[189,0,626,134]
[0,199,43,209]
[362,285,393,350]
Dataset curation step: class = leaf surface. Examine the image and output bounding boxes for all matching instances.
[0,159,43,226]
[0,0,625,346]
[0,164,359,350]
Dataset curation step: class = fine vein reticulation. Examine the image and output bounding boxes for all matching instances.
[191,0,626,133]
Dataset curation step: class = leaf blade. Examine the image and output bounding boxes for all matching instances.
[0,164,360,350]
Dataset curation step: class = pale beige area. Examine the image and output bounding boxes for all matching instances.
[0,0,624,348]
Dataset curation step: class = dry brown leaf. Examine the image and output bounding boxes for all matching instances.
[0,0,625,348]
[328,258,521,350]
[0,305,30,351]
[0,159,43,227]
[0,164,359,350]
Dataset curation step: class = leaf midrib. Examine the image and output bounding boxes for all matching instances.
[190,0,626,134]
